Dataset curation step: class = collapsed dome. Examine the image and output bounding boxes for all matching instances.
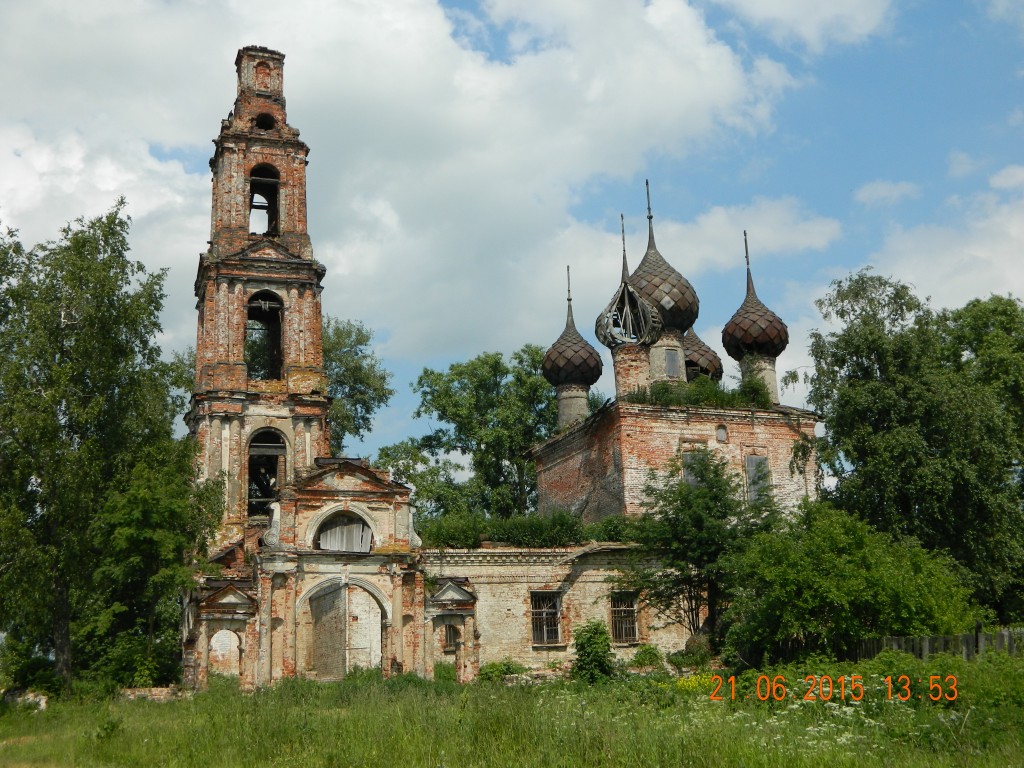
[594,279,663,350]
[682,328,723,381]
[543,300,603,387]
[722,268,789,360]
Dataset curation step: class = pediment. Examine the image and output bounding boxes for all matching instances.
[234,238,300,262]
[299,461,408,495]
[202,585,255,608]
[430,580,476,604]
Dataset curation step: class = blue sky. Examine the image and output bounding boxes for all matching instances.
[1,0,1023,460]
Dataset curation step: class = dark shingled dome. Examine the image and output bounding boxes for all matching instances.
[629,220,699,333]
[682,328,723,381]
[722,268,789,360]
[543,300,603,386]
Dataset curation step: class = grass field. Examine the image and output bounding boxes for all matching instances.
[1,650,1022,767]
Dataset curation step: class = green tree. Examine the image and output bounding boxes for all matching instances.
[391,345,557,518]
[0,203,219,690]
[322,316,394,455]
[616,448,778,639]
[374,438,475,518]
[81,439,221,686]
[807,270,1024,611]
[723,502,982,666]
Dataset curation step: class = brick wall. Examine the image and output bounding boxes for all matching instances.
[535,401,817,522]
[422,549,689,670]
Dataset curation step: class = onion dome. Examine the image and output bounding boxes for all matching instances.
[628,182,699,332]
[722,234,789,360]
[682,328,723,381]
[543,268,603,387]
[595,215,663,349]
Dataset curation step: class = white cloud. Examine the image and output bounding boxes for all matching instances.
[667,196,841,273]
[948,150,980,178]
[989,165,1024,190]
[865,183,1024,310]
[854,180,920,206]
[0,0,807,365]
[706,0,893,52]
[988,0,1024,35]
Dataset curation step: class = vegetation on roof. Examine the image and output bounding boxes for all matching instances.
[622,375,772,409]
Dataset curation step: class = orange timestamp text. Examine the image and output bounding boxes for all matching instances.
[710,674,959,702]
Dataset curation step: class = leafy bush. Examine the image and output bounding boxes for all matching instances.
[477,658,528,683]
[630,645,663,669]
[0,636,63,697]
[420,510,598,548]
[582,514,638,542]
[489,510,584,547]
[571,621,615,683]
[417,510,487,548]
[623,375,772,410]
[432,662,457,683]
[723,502,985,666]
[679,634,712,671]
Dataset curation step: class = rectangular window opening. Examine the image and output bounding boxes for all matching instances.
[611,592,639,644]
[745,454,770,501]
[530,592,561,645]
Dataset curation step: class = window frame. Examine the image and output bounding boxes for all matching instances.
[745,453,771,501]
[315,513,374,553]
[530,591,562,646]
[442,623,459,654]
[247,429,285,516]
[610,592,639,644]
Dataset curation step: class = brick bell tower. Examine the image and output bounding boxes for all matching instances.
[188,45,329,547]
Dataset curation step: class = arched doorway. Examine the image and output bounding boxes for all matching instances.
[208,628,241,677]
[298,580,388,680]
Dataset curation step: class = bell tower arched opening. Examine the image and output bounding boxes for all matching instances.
[245,291,283,381]
[247,429,286,516]
[249,164,280,236]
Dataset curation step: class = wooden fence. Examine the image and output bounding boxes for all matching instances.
[857,628,1024,661]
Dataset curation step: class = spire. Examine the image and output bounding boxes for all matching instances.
[565,265,575,328]
[620,214,629,282]
[744,229,755,296]
[645,178,656,251]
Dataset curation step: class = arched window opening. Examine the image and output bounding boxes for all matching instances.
[316,513,373,553]
[255,113,275,130]
[249,164,280,235]
[245,291,282,380]
[255,61,272,90]
[248,430,285,516]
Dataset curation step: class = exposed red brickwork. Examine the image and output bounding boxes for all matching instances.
[534,401,817,522]
[186,47,422,692]
[611,344,650,397]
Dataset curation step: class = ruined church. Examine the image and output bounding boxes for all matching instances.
[181,46,817,689]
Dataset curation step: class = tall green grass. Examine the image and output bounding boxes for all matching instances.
[0,653,1021,767]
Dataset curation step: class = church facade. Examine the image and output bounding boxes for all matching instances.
[181,47,816,690]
